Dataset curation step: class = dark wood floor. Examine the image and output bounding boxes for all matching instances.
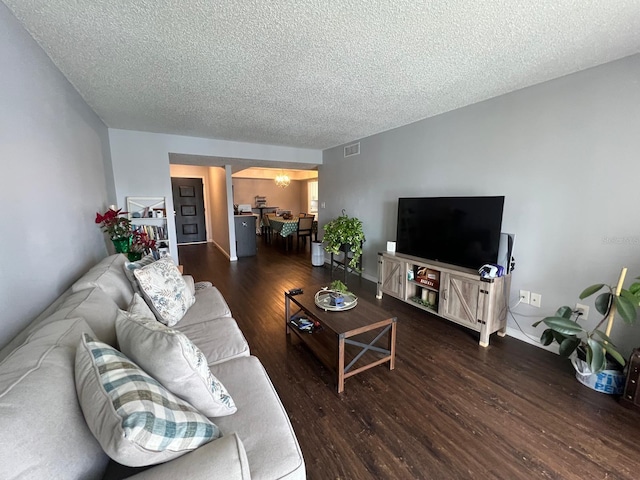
[179,240,640,480]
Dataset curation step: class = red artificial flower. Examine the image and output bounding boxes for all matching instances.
[95,208,132,239]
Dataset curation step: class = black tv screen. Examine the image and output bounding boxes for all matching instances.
[396,196,505,270]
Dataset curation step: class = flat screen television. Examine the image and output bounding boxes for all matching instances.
[396,196,505,270]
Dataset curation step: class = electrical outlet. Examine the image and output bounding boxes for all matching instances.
[575,303,589,320]
[519,290,530,305]
[531,293,542,308]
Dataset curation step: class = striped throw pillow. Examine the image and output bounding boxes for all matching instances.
[75,334,221,467]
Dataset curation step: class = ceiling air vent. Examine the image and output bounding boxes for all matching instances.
[344,142,360,157]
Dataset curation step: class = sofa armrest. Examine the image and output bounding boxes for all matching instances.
[127,433,251,480]
[182,275,196,296]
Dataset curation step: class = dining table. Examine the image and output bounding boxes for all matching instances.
[265,215,319,250]
[268,216,299,237]
[266,216,296,251]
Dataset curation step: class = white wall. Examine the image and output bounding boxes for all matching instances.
[0,4,111,348]
[109,129,322,262]
[321,54,640,356]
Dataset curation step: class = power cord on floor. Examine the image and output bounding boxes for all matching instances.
[508,306,544,344]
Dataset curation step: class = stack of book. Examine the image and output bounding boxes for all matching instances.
[289,317,320,334]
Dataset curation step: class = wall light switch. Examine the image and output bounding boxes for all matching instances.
[321,202,326,209]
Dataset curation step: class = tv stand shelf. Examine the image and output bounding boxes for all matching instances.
[376,252,510,347]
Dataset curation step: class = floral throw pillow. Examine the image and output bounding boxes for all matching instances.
[133,257,195,326]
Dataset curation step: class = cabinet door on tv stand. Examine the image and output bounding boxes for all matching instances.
[440,273,484,330]
[380,256,405,299]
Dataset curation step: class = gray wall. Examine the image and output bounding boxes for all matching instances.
[0,4,111,349]
[320,54,640,356]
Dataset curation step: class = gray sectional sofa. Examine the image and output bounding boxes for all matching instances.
[0,254,305,480]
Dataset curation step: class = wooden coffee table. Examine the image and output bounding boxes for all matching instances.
[285,286,397,393]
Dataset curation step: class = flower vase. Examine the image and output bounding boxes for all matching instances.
[127,251,143,262]
[111,237,130,254]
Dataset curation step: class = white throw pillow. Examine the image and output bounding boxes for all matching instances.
[127,292,156,318]
[75,333,221,467]
[117,304,237,417]
[133,257,195,326]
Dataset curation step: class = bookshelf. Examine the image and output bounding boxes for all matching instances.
[126,196,170,256]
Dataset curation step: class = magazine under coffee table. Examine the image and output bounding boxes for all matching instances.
[285,286,397,393]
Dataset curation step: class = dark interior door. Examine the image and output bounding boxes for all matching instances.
[171,177,207,244]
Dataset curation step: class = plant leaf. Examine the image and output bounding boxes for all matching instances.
[595,292,612,316]
[602,343,626,368]
[580,284,605,299]
[559,337,581,358]
[627,282,640,297]
[587,338,606,373]
[620,288,639,306]
[552,331,568,344]
[556,306,573,319]
[592,330,616,345]
[615,296,637,324]
[532,319,542,328]
[540,329,554,346]
[542,317,584,335]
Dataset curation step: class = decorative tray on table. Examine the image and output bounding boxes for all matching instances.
[314,289,358,312]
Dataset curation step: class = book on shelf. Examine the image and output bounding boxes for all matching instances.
[133,225,167,241]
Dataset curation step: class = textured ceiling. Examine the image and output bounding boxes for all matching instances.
[4,1,640,149]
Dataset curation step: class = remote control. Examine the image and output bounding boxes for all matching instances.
[289,288,303,296]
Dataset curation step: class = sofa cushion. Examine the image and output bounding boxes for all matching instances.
[123,253,156,295]
[176,317,250,366]
[75,334,221,467]
[116,305,237,417]
[211,356,306,480]
[127,433,251,480]
[178,286,232,327]
[38,287,120,346]
[134,257,195,326]
[0,318,108,480]
[72,254,134,309]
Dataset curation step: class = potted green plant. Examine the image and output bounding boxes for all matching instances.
[533,268,640,384]
[323,211,365,271]
[95,208,132,253]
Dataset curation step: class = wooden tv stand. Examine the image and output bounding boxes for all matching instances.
[377,252,510,347]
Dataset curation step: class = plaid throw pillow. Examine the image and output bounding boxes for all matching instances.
[75,334,221,467]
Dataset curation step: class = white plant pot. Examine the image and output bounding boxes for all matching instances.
[570,353,625,395]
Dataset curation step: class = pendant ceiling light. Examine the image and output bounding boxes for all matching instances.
[275,172,290,188]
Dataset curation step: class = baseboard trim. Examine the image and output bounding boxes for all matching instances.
[211,241,234,261]
[505,327,559,354]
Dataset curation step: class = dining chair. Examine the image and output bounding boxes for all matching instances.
[296,216,314,251]
[262,214,272,243]
[299,212,308,217]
